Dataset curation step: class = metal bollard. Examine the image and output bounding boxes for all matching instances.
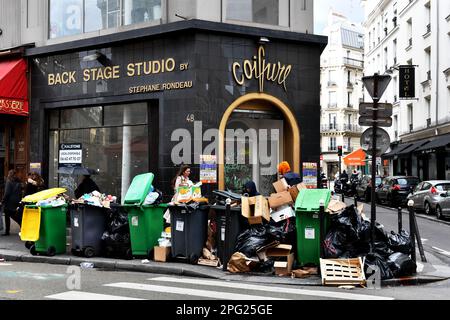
[319,199,325,260]
[398,207,402,233]
[223,198,231,271]
[408,200,416,264]
[341,192,345,202]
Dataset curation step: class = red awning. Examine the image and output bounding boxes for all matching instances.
[343,148,367,166]
[0,58,28,116]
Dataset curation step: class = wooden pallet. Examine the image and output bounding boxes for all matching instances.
[320,258,366,287]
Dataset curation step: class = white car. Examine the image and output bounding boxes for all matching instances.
[407,180,450,218]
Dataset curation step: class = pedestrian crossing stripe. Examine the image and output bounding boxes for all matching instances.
[104,282,287,300]
[147,277,394,301]
[45,291,144,300]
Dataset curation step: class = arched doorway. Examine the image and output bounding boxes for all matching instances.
[219,93,300,193]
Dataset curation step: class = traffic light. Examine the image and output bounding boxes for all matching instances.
[337,145,343,157]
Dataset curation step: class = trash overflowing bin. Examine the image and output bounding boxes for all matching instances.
[295,189,332,266]
[123,172,166,258]
[169,202,209,264]
[102,204,132,260]
[70,203,108,258]
[20,188,68,256]
[210,204,248,269]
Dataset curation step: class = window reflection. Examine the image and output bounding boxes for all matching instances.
[227,0,287,26]
[49,0,83,39]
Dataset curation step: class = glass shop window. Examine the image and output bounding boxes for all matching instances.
[226,0,289,27]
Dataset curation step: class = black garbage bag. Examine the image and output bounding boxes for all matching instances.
[388,230,412,255]
[102,204,132,259]
[266,217,296,245]
[364,253,394,280]
[331,205,361,243]
[387,252,417,278]
[252,259,275,273]
[234,225,271,257]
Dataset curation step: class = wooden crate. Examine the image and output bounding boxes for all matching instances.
[320,258,366,287]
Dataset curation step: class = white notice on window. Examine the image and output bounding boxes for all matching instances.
[73,217,79,228]
[305,228,315,240]
[221,227,226,241]
[176,220,184,232]
[131,216,139,227]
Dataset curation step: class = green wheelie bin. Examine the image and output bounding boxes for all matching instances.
[22,204,68,256]
[295,189,332,266]
[127,204,167,258]
[123,173,166,258]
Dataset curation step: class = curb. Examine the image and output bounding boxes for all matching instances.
[377,204,450,227]
[2,249,448,288]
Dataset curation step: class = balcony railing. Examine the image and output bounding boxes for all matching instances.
[347,81,354,89]
[424,23,431,36]
[343,124,363,133]
[343,58,364,69]
[406,38,412,49]
[427,70,431,80]
[347,104,354,109]
[328,81,337,87]
[344,146,354,153]
[321,124,339,132]
[327,103,338,108]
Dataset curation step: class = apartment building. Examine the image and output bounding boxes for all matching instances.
[362,0,450,180]
[0,0,326,198]
[320,11,365,180]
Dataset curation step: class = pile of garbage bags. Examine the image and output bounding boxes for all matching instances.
[102,204,132,259]
[323,205,416,280]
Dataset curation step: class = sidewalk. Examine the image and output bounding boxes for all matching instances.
[1,222,449,287]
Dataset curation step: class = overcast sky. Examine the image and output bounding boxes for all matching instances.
[314,0,365,35]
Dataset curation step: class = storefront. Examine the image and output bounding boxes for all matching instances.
[27,20,326,200]
[0,55,30,197]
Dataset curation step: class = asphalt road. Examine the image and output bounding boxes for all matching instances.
[1,261,450,301]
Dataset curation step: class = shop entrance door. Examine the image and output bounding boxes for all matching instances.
[225,114,284,196]
[0,124,12,198]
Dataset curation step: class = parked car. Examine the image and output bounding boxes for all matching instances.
[407,180,450,216]
[376,176,420,207]
[356,175,382,202]
[430,191,450,220]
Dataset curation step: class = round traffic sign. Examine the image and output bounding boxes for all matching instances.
[360,128,391,156]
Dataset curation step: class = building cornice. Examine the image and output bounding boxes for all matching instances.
[364,0,391,27]
[399,0,419,18]
[24,19,328,57]
[365,25,399,58]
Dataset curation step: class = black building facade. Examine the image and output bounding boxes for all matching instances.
[26,20,327,201]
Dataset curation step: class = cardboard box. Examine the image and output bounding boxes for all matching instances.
[266,244,294,276]
[273,178,289,193]
[241,195,270,225]
[288,183,307,202]
[270,205,296,223]
[154,246,171,262]
[268,191,293,209]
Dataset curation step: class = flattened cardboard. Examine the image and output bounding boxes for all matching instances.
[241,196,270,224]
[326,199,346,214]
[266,244,292,257]
[268,191,293,209]
[273,178,289,193]
[154,246,171,262]
[198,258,220,267]
[270,205,295,223]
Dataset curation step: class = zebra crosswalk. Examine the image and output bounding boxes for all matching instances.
[45,276,395,301]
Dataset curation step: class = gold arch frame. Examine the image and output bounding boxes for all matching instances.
[218,93,301,190]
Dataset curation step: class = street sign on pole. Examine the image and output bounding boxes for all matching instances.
[362,74,392,101]
[359,116,393,127]
[360,128,391,156]
[359,103,393,118]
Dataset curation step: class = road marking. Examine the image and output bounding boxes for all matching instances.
[105,282,287,300]
[421,239,428,242]
[5,290,22,294]
[46,291,144,300]
[0,263,13,266]
[432,247,450,257]
[147,277,394,301]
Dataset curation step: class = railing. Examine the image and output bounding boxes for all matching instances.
[347,104,354,109]
[321,124,339,132]
[347,82,354,89]
[394,95,398,102]
[425,23,431,35]
[327,103,338,108]
[344,146,354,153]
[328,81,337,87]
[343,124,363,133]
[343,58,364,69]
[427,70,431,81]
[407,38,412,49]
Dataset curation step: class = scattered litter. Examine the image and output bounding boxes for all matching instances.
[141,259,150,264]
[338,285,355,290]
[80,262,94,269]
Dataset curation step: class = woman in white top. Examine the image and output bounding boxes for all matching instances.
[171,165,193,202]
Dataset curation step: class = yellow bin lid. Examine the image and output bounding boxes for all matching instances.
[22,188,67,203]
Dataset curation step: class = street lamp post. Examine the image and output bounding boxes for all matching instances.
[362,73,391,252]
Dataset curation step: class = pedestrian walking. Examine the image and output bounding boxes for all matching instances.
[24,172,46,196]
[1,170,23,236]
[74,175,100,199]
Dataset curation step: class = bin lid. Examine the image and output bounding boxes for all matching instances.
[295,189,331,213]
[123,173,154,205]
[22,188,67,203]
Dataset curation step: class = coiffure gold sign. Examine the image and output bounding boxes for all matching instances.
[232,46,292,92]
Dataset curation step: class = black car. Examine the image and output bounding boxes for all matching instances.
[375,176,421,207]
[355,175,382,202]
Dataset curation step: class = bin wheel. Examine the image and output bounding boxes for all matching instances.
[47,246,56,257]
[189,253,199,265]
[125,248,133,260]
[30,245,37,256]
[25,241,34,250]
[147,249,154,260]
[83,247,95,258]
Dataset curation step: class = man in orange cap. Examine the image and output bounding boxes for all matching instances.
[278,161,301,186]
